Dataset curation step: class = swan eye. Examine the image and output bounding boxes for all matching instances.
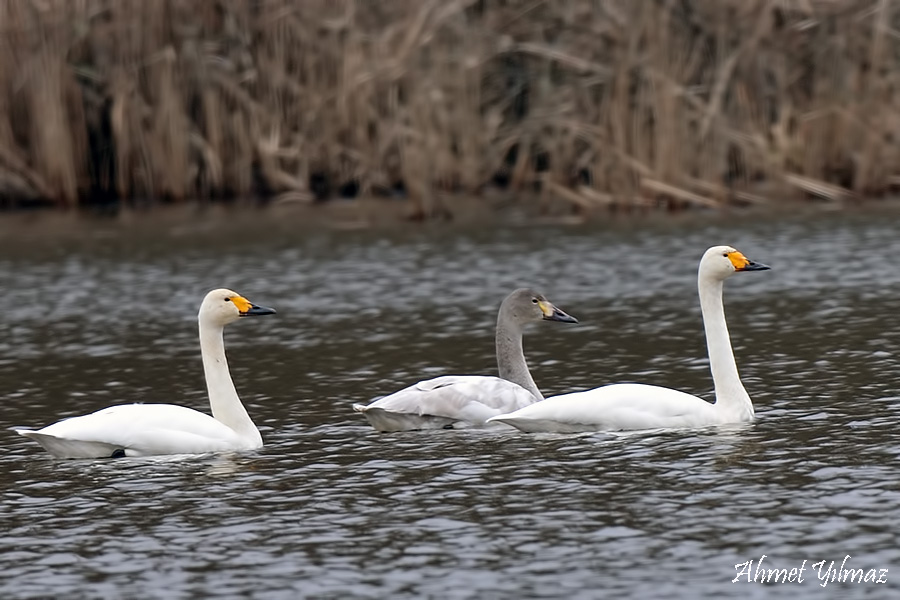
[722,252,729,257]
[532,298,539,304]
[224,298,232,302]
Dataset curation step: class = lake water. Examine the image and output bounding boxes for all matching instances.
[2,209,899,599]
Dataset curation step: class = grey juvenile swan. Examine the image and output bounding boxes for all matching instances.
[353,288,577,431]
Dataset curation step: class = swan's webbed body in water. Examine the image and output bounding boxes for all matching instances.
[489,246,770,433]
[16,289,275,458]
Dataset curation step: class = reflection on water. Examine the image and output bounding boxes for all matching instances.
[2,210,900,599]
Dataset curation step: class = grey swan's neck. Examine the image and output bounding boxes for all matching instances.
[495,315,542,400]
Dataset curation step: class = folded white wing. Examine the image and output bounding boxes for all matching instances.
[354,375,538,432]
[487,383,720,432]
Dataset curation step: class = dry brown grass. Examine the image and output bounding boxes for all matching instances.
[0,0,898,216]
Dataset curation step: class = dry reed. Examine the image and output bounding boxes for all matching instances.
[0,0,898,216]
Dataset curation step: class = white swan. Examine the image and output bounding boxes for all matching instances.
[353,288,577,431]
[488,246,770,432]
[16,289,276,458]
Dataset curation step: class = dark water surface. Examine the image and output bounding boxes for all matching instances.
[2,210,899,599]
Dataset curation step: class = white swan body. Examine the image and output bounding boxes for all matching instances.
[16,289,276,458]
[353,289,577,432]
[354,375,538,431]
[485,384,731,433]
[488,246,769,433]
[18,404,255,458]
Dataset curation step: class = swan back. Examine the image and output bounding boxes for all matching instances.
[354,375,538,431]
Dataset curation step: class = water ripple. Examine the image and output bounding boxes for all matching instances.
[2,212,900,598]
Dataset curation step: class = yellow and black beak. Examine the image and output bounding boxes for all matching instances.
[727,251,770,272]
[231,295,277,317]
[538,300,578,323]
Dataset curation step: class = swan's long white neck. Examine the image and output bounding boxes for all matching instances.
[496,319,542,401]
[698,274,754,420]
[199,319,262,445]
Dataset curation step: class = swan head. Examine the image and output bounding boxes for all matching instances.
[502,288,578,325]
[701,246,770,280]
[199,288,277,326]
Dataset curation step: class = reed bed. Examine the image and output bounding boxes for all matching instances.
[0,0,898,216]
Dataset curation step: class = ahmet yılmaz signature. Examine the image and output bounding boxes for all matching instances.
[733,554,888,588]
